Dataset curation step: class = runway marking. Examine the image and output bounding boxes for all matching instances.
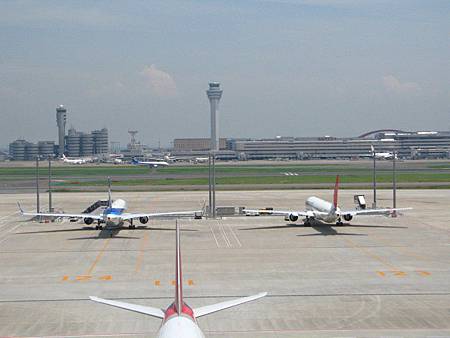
[99,275,112,280]
[342,237,412,277]
[134,232,149,273]
[85,238,111,275]
[393,270,407,277]
[188,279,194,285]
[76,275,92,282]
[376,271,385,277]
[417,270,431,276]
[210,225,220,248]
[219,223,231,247]
[154,280,160,286]
[227,224,242,247]
[62,275,113,282]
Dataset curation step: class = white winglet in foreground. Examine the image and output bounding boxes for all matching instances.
[90,222,267,338]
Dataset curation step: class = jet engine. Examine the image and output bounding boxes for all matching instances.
[139,216,149,224]
[84,217,94,225]
[343,214,353,221]
[288,212,299,222]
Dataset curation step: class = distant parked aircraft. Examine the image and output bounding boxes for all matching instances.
[60,154,90,164]
[244,175,411,226]
[18,178,201,230]
[132,157,169,168]
[90,221,266,338]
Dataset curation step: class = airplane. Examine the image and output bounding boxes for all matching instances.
[364,145,397,159]
[132,157,169,168]
[61,154,88,164]
[90,221,267,338]
[18,178,202,230]
[244,175,411,226]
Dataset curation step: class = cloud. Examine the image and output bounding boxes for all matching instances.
[141,65,177,98]
[382,75,420,94]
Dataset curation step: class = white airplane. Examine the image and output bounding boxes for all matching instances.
[132,157,169,168]
[244,176,411,226]
[18,178,202,230]
[90,222,267,338]
[368,145,397,159]
[61,154,88,164]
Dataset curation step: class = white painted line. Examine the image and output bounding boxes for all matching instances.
[228,224,242,247]
[209,225,220,248]
[219,223,231,248]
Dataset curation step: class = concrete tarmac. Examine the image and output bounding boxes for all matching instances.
[0,189,449,337]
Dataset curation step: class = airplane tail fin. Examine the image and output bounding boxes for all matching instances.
[131,158,138,164]
[332,175,339,210]
[175,220,183,315]
[107,177,112,207]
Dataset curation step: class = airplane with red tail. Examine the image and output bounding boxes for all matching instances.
[90,221,266,338]
[244,175,411,226]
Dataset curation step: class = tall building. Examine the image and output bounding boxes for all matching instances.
[56,105,67,157]
[206,82,223,151]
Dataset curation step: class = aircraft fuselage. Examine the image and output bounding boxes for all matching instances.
[305,196,341,223]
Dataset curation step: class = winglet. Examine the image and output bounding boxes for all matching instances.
[333,175,339,209]
[175,220,183,315]
[17,202,24,215]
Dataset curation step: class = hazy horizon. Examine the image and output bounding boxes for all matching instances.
[1,0,449,149]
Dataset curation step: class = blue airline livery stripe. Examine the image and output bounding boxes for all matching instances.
[104,208,124,215]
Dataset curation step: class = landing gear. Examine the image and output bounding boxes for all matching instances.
[303,218,311,226]
[128,219,136,229]
[95,221,103,230]
[336,218,344,226]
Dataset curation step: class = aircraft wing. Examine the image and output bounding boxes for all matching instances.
[193,292,267,318]
[243,209,311,217]
[18,203,103,220]
[341,207,412,217]
[120,210,203,220]
[89,296,164,319]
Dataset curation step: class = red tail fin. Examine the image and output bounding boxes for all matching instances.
[175,220,182,315]
[333,175,339,209]
[163,221,194,320]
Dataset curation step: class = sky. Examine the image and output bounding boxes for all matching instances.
[1,0,449,148]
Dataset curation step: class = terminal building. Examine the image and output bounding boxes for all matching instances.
[172,130,450,160]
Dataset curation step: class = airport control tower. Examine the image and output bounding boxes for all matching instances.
[56,105,67,157]
[206,82,223,218]
[206,82,223,151]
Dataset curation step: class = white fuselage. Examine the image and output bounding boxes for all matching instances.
[305,196,341,223]
[157,316,205,338]
[103,199,128,226]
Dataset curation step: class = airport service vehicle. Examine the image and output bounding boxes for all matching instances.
[90,222,266,338]
[132,157,169,168]
[60,154,89,164]
[244,176,411,226]
[18,178,202,229]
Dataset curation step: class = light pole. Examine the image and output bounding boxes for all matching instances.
[48,157,53,212]
[392,150,397,217]
[371,145,377,209]
[35,157,40,221]
[206,82,223,219]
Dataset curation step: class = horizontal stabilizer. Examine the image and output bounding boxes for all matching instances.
[193,292,267,318]
[89,296,165,319]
